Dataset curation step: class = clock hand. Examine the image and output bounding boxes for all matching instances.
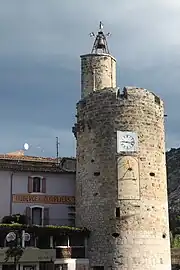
[122,141,134,145]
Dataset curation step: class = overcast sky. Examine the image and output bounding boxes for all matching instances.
[0,0,180,157]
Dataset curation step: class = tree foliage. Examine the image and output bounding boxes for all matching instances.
[5,246,24,264]
[1,214,28,225]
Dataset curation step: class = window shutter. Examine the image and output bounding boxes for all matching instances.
[42,177,46,193]
[28,177,33,193]
[26,207,31,225]
[44,208,49,225]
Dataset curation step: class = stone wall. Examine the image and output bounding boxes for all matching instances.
[75,87,171,270]
[80,53,116,98]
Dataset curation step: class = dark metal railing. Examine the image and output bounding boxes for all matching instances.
[28,218,75,227]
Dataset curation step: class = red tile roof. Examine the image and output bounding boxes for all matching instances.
[0,152,76,173]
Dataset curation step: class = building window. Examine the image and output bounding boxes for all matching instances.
[32,207,43,225]
[23,266,36,270]
[33,177,41,192]
[26,207,49,226]
[54,235,68,247]
[36,235,50,249]
[55,265,68,270]
[28,176,46,193]
[2,266,16,270]
[116,207,120,218]
[69,235,85,246]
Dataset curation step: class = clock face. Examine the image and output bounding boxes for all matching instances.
[120,134,135,150]
[117,131,138,153]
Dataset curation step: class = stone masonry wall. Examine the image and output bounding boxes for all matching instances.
[80,54,116,98]
[75,87,171,270]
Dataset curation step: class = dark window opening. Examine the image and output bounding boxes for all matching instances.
[71,247,85,258]
[32,177,41,192]
[150,172,155,177]
[112,232,119,238]
[162,233,166,239]
[37,235,50,249]
[116,207,120,218]
[93,267,104,270]
[54,235,68,247]
[3,266,17,270]
[69,235,85,246]
[94,172,100,176]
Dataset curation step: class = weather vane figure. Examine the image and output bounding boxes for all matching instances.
[90,21,111,54]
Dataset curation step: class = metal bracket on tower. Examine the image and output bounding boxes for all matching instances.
[90,21,111,54]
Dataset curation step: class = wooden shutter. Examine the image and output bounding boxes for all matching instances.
[42,177,46,193]
[44,208,49,225]
[28,177,33,193]
[25,207,31,225]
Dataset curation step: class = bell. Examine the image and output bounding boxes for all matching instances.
[97,36,105,49]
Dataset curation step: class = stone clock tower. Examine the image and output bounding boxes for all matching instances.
[73,22,171,270]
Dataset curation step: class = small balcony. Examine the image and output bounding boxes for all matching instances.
[0,220,89,260]
[27,218,75,227]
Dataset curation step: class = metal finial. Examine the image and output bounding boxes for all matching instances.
[90,22,111,54]
[99,21,103,30]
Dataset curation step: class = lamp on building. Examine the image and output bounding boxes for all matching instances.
[6,232,16,242]
[5,230,31,264]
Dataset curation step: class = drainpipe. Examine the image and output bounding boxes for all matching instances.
[84,237,88,258]
[9,172,14,215]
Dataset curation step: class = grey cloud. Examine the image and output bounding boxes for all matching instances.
[0,0,180,156]
[0,56,79,129]
[1,0,180,58]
